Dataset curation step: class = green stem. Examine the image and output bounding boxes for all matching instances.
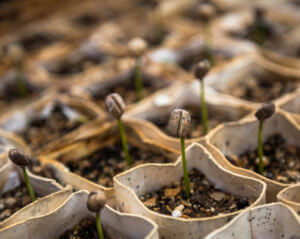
[117,119,132,166]
[96,212,105,239]
[134,58,143,101]
[16,63,28,98]
[258,121,264,174]
[204,22,214,66]
[255,21,265,46]
[22,168,36,201]
[180,137,190,198]
[200,80,209,134]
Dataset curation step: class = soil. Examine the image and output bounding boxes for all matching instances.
[0,183,37,222]
[149,106,235,138]
[226,134,300,184]
[27,158,56,179]
[19,103,91,150]
[222,71,297,102]
[0,71,37,102]
[140,168,252,218]
[19,32,60,53]
[59,218,114,239]
[91,73,169,108]
[65,140,171,187]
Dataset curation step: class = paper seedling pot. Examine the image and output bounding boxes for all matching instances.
[277,91,300,125]
[126,80,253,142]
[206,54,300,107]
[0,190,159,239]
[114,143,266,239]
[207,110,300,202]
[72,58,189,110]
[205,202,300,239]
[0,153,68,230]
[40,118,181,203]
[0,92,105,155]
[277,185,300,215]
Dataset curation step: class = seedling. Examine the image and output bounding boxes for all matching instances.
[168,109,191,198]
[105,93,132,166]
[8,149,36,201]
[253,7,267,46]
[194,59,211,135]
[254,102,275,174]
[87,191,107,239]
[128,38,148,101]
[7,43,28,98]
[197,3,216,66]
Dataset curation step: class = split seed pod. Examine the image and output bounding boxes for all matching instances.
[8,148,30,168]
[168,109,191,138]
[255,102,275,122]
[6,43,25,65]
[105,93,126,119]
[128,37,148,57]
[87,191,107,213]
[194,59,211,80]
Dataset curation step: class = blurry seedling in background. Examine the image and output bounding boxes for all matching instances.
[8,149,36,201]
[194,59,211,135]
[7,43,29,98]
[105,93,132,166]
[168,109,191,198]
[254,102,275,174]
[128,37,148,101]
[197,3,216,66]
[87,191,107,239]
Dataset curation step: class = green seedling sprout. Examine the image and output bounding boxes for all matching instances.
[194,59,211,135]
[128,38,148,101]
[7,43,28,98]
[254,102,275,174]
[105,93,132,166]
[168,109,191,198]
[8,149,36,201]
[197,3,216,66]
[253,7,267,46]
[87,191,107,239]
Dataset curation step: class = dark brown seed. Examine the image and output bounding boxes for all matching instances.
[197,3,216,22]
[87,191,106,213]
[255,102,275,122]
[194,59,211,80]
[8,149,30,168]
[168,109,191,138]
[105,93,126,119]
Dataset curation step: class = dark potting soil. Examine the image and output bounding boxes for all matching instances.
[19,104,90,151]
[0,183,38,222]
[226,134,300,184]
[92,74,169,108]
[19,32,60,52]
[59,218,117,239]
[222,71,297,103]
[0,71,37,102]
[140,168,252,218]
[149,106,234,138]
[27,158,56,180]
[66,140,171,188]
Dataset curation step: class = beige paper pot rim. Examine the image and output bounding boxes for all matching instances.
[276,90,300,125]
[205,53,300,107]
[277,184,300,214]
[0,92,106,155]
[204,202,300,239]
[125,80,253,148]
[206,110,300,202]
[0,190,159,239]
[114,142,266,239]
